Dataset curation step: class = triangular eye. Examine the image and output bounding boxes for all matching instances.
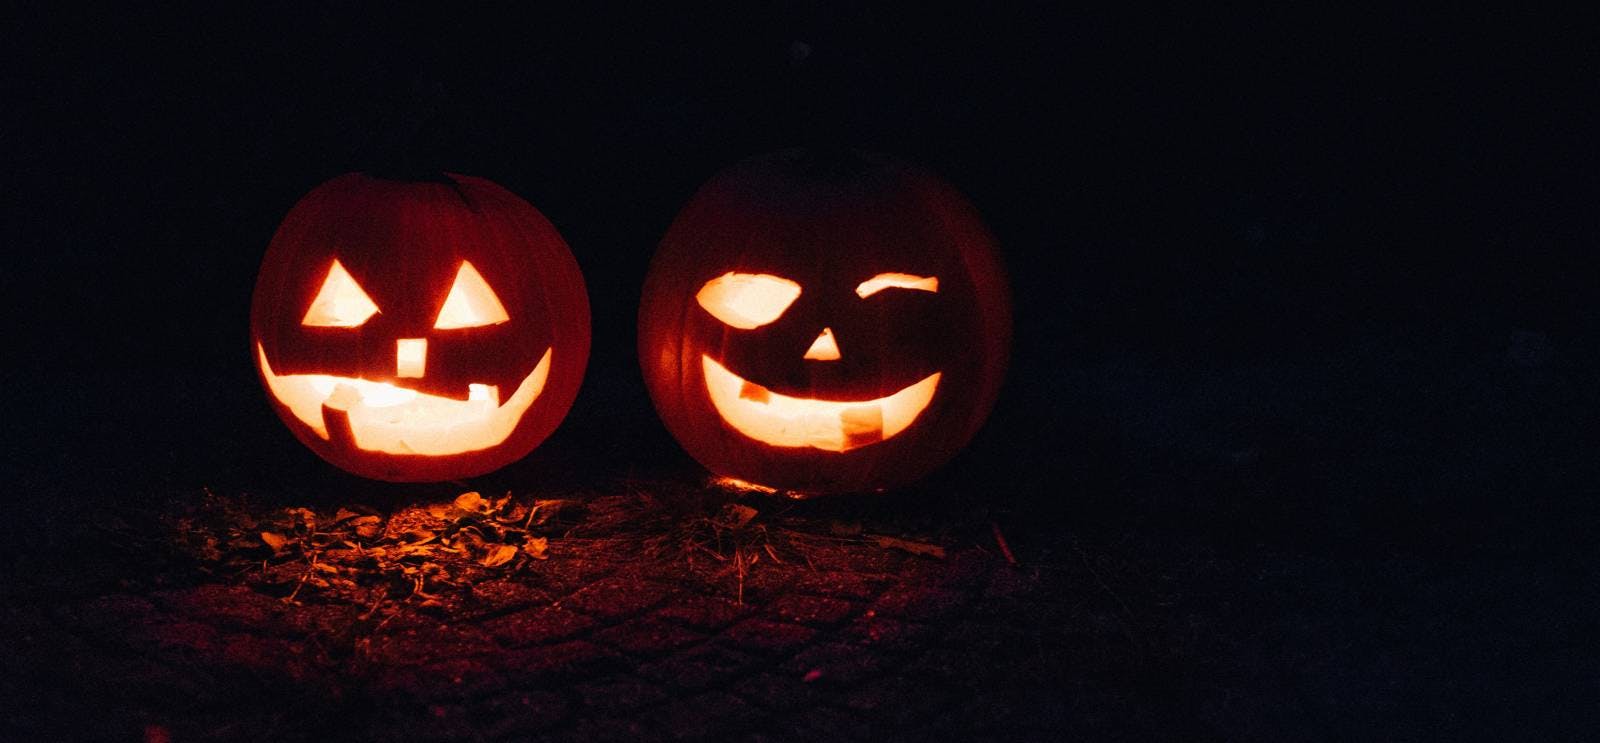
[434,261,510,329]
[303,259,379,327]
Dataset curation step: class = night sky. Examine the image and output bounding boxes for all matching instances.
[5,8,1598,731]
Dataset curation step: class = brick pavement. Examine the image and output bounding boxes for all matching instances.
[4,484,1591,741]
[2,492,1166,741]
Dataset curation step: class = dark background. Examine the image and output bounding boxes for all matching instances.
[5,5,1597,735]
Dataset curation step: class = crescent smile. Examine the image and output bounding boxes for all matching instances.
[701,355,939,452]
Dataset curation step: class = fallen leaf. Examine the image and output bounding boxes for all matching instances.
[260,532,289,552]
[529,500,568,526]
[322,548,361,562]
[716,503,759,530]
[712,476,778,494]
[399,529,437,546]
[284,507,317,530]
[869,535,946,559]
[498,504,528,524]
[481,543,518,568]
[454,526,487,552]
[453,491,487,514]
[397,544,439,561]
[829,520,863,536]
[524,536,549,560]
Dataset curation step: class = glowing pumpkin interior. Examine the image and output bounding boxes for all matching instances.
[693,271,942,452]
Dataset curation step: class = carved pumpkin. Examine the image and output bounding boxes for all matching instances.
[639,149,1011,494]
[251,173,590,481]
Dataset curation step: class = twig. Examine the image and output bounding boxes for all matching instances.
[1071,540,1141,651]
[990,521,1019,566]
[358,587,387,620]
[284,550,321,604]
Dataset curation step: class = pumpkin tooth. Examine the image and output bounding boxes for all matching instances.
[469,384,499,406]
[699,355,937,454]
[739,379,770,403]
[840,405,885,448]
[321,403,357,450]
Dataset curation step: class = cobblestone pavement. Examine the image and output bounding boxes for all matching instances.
[4,483,1591,741]
[3,491,1171,742]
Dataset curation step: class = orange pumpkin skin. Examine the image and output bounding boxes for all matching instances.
[638,150,1011,494]
[251,173,589,482]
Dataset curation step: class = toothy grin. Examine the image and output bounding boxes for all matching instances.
[701,355,939,452]
[257,344,551,456]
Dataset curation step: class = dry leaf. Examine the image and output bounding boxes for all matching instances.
[481,543,518,568]
[524,536,549,560]
[529,500,567,527]
[284,507,317,530]
[829,520,863,536]
[454,526,487,552]
[260,532,289,552]
[716,503,759,530]
[454,491,487,513]
[712,476,778,494]
[870,535,946,559]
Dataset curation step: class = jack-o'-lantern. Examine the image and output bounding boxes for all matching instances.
[639,149,1011,494]
[251,173,590,482]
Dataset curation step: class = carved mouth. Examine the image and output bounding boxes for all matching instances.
[257,344,551,456]
[701,355,939,452]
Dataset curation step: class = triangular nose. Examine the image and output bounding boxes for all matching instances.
[804,327,842,361]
